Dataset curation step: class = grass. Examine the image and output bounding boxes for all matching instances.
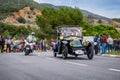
[107,51,120,55]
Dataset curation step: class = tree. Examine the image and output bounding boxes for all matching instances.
[3,30,10,38]
[98,19,102,24]
[36,7,83,38]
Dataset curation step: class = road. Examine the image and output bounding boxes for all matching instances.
[0,51,120,80]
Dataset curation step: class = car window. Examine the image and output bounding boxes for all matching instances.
[59,27,82,37]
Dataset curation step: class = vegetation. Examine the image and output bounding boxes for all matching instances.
[36,7,120,38]
[36,7,83,38]
[17,17,26,24]
[0,22,44,39]
[107,52,120,56]
[0,0,120,39]
[0,0,45,20]
[112,18,120,22]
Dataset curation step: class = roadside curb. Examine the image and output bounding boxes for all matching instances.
[101,54,120,58]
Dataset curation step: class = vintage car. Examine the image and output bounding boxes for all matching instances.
[53,26,94,59]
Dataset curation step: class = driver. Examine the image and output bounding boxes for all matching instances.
[27,32,37,43]
[72,30,79,36]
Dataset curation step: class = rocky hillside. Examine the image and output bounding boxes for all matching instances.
[0,0,43,20]
[3,7,42,28]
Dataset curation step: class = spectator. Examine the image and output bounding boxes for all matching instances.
[36,40,40,52]
[2,36,5,52]
[101,34,108,54]
[0,35,2,53]
[114,39,120,52]
[93,34,99,55]
[50,39,55,50]
[20,37,26,52]
[118,39,120,51]
[107,35,113,52]
[43,38,47,51]
[5,37,13,53]
[40,39,43,51]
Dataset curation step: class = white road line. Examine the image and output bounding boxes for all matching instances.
[46,58,56,61]
[109,68,120,72]
[66,61,88,67]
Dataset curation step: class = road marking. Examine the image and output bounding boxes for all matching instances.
[46,57,56,61]
[109,68,120,72]
[66,61,88,67]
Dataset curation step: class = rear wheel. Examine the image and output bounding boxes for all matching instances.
[53,52,57,57]
[25,50,30,56]
[62,45,68,59]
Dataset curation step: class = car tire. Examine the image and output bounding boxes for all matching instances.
[87,46,94,59]
[75,54,78,58]
[54,52,57,57]
[62,45,68,59]
[25,50,30,56]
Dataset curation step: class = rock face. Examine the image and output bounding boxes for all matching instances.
[111,20,120,31]
[4,6,42,28]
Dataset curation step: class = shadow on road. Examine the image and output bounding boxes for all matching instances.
[21,54,38,56]
[55,56,88,60]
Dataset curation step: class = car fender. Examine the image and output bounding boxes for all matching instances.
[62,41,68,45]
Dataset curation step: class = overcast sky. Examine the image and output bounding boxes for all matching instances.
[34,0,120,18]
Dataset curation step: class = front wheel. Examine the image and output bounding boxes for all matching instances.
[75,54,78,58]
[87,46,94,59]
[62,45,68,59]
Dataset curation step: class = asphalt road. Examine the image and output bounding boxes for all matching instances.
[0,51,120,80]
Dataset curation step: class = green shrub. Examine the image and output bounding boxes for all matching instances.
[17,17,26,23]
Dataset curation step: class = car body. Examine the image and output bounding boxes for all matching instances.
[53,26,94,59]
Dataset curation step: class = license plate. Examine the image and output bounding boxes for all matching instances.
[75,50,84,55]
[26,47,30,50]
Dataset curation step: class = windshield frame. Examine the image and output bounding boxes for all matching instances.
[57,27,82,38]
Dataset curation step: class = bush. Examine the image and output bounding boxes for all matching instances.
[17,17,26,23]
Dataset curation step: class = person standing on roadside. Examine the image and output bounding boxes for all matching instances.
[43,38,47,51]
[1,36,5,53]
[101,34,108,54]
[94,34,99,55]
[5,37,12,53]
[107,35,113,52]
[0,35,2,53]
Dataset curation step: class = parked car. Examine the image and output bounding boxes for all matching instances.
[53,26,94,59]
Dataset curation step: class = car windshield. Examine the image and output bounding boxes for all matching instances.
[59,27,82,37]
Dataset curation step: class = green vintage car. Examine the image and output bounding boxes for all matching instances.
[53,26,94,59]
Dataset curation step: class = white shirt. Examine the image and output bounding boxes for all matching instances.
[107,37,113,44]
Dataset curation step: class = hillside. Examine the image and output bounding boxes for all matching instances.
[39,3,111,21]
[0,0,43,20]
[0,0,120,31]
[3,6,42,28]
[0,0,111,21]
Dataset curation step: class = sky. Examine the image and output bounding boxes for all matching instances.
[34,0,120,18]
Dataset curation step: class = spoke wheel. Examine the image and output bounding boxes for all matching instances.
[62,45,68,59]
[87,46,94,59]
